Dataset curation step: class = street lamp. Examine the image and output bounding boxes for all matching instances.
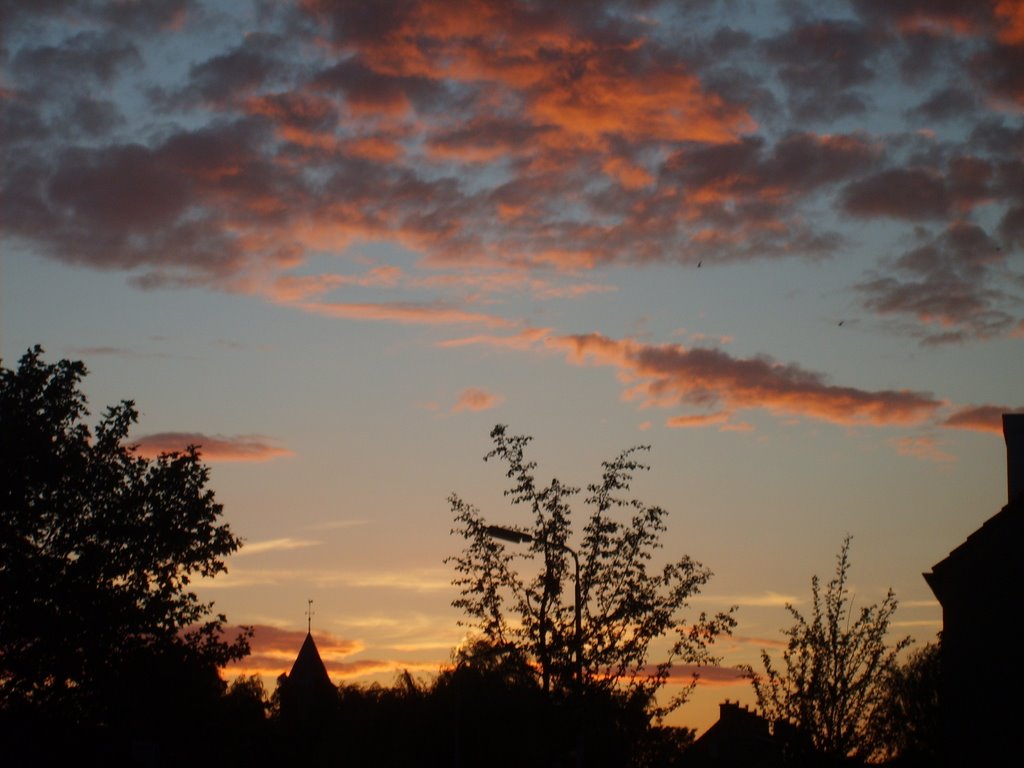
[484,525,583,688]
[484,524,533,545]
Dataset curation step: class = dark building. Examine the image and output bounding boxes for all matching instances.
[923,413,1023,765]
[681,700,785,767]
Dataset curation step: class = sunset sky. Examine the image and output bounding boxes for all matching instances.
[2,0,1023,733]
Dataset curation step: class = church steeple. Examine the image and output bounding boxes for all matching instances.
[278,601,337,724]
[288,631,333,693]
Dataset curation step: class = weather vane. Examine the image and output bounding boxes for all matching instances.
[306,598,315,634]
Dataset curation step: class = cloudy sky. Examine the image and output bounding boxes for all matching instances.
[3,0,1023,732]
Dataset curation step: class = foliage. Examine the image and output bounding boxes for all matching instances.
[869,640,941,765]
[741,536,911,763]
[0,346,250,721]
[448,425,736,718]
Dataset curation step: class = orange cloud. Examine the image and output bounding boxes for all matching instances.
[662,664,747,687]
[342,136,406,161]
[995,0,1024,44]
[235,538,320,557]
[437,327,553,350]
[734,636,789,650]
[721,421,755,433]
[268,267,402,302]
[452,387,504,412]
[304,0,755,153]
[666,412,731,429]
[890,434,956,463]
[411,270,615,302]
[297,301,515,327]
[544,333,941,427]
[441,329,942,427]
[132,433,293,462]
[943,404,1024,433]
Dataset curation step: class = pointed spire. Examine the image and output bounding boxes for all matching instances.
[279,621,337,722]
[289,632,333,689]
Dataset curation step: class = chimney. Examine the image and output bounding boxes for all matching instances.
[1005,414,1024,504]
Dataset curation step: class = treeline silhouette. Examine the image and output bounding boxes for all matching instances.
[1,649,695,767]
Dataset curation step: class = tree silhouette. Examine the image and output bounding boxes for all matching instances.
[0,346,250,726]
[869,639,941,766]
[448,425,736,718]
[741,536,911,763]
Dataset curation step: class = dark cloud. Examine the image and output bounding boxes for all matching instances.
[427,117,554,160]
[244,90,338,132]
[99,0,193,32]
[0,98,49,145]
[907,87,979,122]
[971,42,1024,106]
[63,97,123,138]
[856,222,1018,344]
[1000,205,1024,249]
[1,0,194,39]
[1,117,301,286]
[969,119,1024,156]
[48,143,191,231]
[842,168,951,220]
[762,19,877,121]
[183,33,289,107]
[700,66,782,127]
[851,0,991,33]
[667,131,881,201]
[841,150,1001,222]
[895,30,965,84]
[313,56,448,115]
[12,30,142,91]
[1,0,1021,311]
[300,0,411,46]
[852,1,1024,107]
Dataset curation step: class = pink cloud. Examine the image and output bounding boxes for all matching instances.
[442,329,942,428]
[890,434,956,463]
[943,404,1024,433]
[662,664,748,687]
[735,635,789,650]
[666,412,731,429]
[132,432,293,462]
[452,387,504,412]
[544,333,941,427]
[720,421,755,433]
[268,267,402,302]
[437,327,553,350]
[296,301,515,327]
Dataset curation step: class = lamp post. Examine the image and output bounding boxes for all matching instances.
[484,525,583,689]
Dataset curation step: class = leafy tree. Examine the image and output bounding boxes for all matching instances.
[448,425,736,718]
[741,536,911,763]
[0,346,250,723]
[868,640,941,766]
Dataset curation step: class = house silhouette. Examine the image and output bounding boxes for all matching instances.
[680,700,786,767]
[924,413,1023,766]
